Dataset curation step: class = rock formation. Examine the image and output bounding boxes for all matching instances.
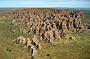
[0,8,86,42]
[0,8,86,55]
[17,36,41,56]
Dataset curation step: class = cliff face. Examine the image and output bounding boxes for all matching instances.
[0,8,86,42]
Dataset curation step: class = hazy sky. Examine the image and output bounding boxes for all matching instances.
[0,0,90,8]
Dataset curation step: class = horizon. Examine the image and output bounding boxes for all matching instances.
[0,7,90,8]
[0,0,90,8]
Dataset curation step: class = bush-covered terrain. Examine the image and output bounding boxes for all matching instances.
[0,9,90,59]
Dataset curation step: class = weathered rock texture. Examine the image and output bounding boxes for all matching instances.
[0,8,86,42]
[17,36,41,56]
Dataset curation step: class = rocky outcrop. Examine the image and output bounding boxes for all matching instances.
[17,36,42,56]
[0,8,86,56]
[31,35,42,49]
[17,36,27,45]
[0,8,86,42]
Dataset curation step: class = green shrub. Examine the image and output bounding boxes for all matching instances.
[6,48,11,52]
[31,56,34,59]
[47,54,50,56]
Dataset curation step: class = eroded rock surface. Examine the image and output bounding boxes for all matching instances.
[0,8,86,42]
[0,8,86,56]
[17,36,41,56]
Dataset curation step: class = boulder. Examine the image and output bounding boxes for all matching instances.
[53,30,61,40]
[11,19,16,26]
[69,36,75,40]
[31,35,42,49]
[26,38,32,47]
[19,29,27,34]
[28,28,33,34]
[36,44,42,50]
[39,36,43,40]
[28,45,38,56]
[35,26,39,34]
[32,35,39,43]
[49,39,53,43]
[22,29,27,34]
[17,36,27,45]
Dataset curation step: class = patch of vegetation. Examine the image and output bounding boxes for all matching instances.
[47,54,50,56]
[6,48,12,52]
